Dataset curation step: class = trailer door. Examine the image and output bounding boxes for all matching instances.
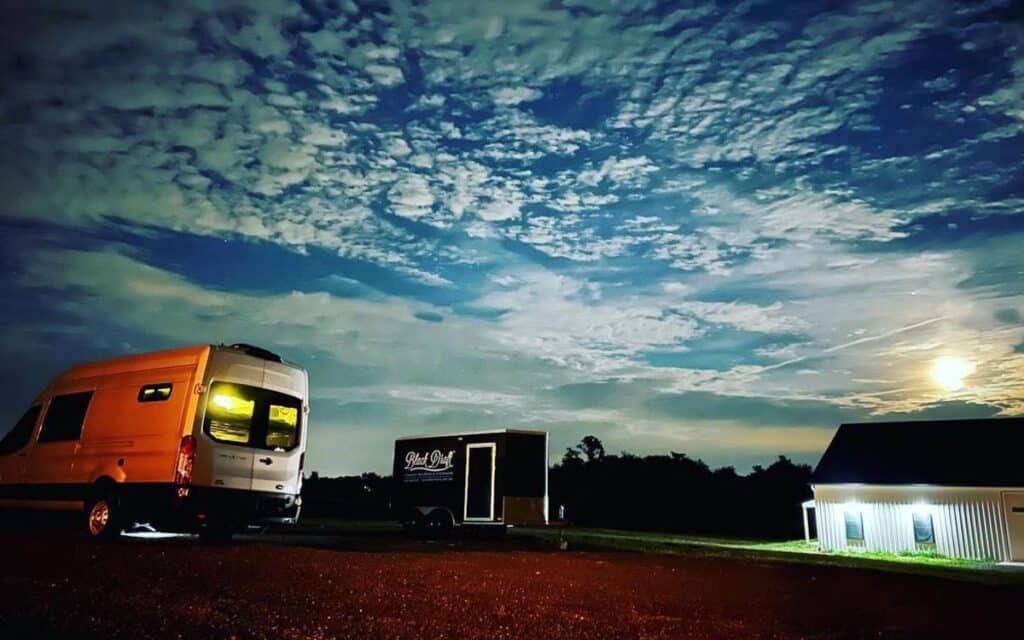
[464,443,496,521]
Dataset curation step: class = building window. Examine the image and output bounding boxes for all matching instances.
[844,511,864,545]
[138,383,173,402]
[912,512,935,547]
[37,392,93,443]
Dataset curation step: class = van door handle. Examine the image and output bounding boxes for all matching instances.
[259,457,273,465]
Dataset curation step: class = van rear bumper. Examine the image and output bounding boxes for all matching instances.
[178,486,301,526]
[0,482,301,529]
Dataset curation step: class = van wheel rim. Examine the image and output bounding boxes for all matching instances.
[88,501,111,535]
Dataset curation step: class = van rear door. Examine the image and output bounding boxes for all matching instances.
[200,382,257,491]
[250,390,303,494]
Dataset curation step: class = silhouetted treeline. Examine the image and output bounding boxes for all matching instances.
[300,472,393,520]
[301,436,813,539]
[551,436,813,539]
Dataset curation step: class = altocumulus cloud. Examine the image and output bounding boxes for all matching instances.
[0,0,1022,473]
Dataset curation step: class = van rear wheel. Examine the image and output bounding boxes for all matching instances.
[85,495,122,540]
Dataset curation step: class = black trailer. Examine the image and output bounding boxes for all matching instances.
[392,429,548,533]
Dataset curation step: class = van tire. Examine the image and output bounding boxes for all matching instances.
[84,493,123,540]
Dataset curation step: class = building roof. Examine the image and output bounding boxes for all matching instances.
[812,418,1024,487]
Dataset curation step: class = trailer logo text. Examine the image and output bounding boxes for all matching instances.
[404,449,455,473]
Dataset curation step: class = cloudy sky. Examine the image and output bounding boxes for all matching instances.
[1,0,1022,475]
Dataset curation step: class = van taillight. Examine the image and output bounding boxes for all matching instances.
[174,435,197,495]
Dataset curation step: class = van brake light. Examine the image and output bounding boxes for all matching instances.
[174,435,197,495]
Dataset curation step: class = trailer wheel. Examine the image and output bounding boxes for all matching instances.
[423,510,453,538]
[84,492,123,540]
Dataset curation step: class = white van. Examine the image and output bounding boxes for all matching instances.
[0,343,309,539]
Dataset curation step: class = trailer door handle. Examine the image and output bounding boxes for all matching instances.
[258,457,273,465]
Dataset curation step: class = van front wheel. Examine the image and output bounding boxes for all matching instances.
[85,495,122,540]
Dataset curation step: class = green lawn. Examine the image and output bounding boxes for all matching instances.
[275,518,1023,584]
[511,526,1022,584]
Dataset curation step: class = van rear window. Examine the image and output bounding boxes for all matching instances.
[205,383,255,444]
[203,382,301,451]
[138,383,173,402]
[267,403,299,450]
[38,392,92,443]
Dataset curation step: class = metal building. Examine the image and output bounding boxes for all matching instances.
[808,418,1024,563]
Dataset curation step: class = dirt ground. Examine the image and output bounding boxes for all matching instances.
[0,529,1021,639]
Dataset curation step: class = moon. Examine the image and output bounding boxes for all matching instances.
[931,356,973,392]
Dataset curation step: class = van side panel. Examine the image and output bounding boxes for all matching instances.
[0,346,208,511]
[73,363,198,486]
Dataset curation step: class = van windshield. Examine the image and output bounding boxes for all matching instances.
[204,382,301,451]
[0,406,41,455]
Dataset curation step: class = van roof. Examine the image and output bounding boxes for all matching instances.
[57,345,212,381]
[55,343,293,383]
[396,429,547,441]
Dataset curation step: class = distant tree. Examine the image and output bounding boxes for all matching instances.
[578,435,606,462]
[549,443,812,539]
[562,446,584,466]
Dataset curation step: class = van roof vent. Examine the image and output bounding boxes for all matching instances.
[223,343,283,363]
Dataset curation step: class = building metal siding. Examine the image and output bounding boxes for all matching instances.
[813,485,1013,562]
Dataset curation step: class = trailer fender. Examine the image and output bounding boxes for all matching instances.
[413,506,455,522]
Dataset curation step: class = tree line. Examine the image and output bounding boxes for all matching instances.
[301,435,813,540]
[552,436,813,539]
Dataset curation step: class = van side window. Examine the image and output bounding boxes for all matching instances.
[205,383,255,444]
[0,406,41,454]
[138,383,173,403]
[37,392,93,443]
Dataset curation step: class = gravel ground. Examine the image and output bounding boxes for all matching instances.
[0,531,1021,639]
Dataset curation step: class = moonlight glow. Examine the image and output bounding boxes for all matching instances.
[931,357,974,392]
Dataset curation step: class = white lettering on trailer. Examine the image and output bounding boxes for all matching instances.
[404,449,455,473]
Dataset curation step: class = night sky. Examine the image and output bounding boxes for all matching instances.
[1,0,1022,475]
